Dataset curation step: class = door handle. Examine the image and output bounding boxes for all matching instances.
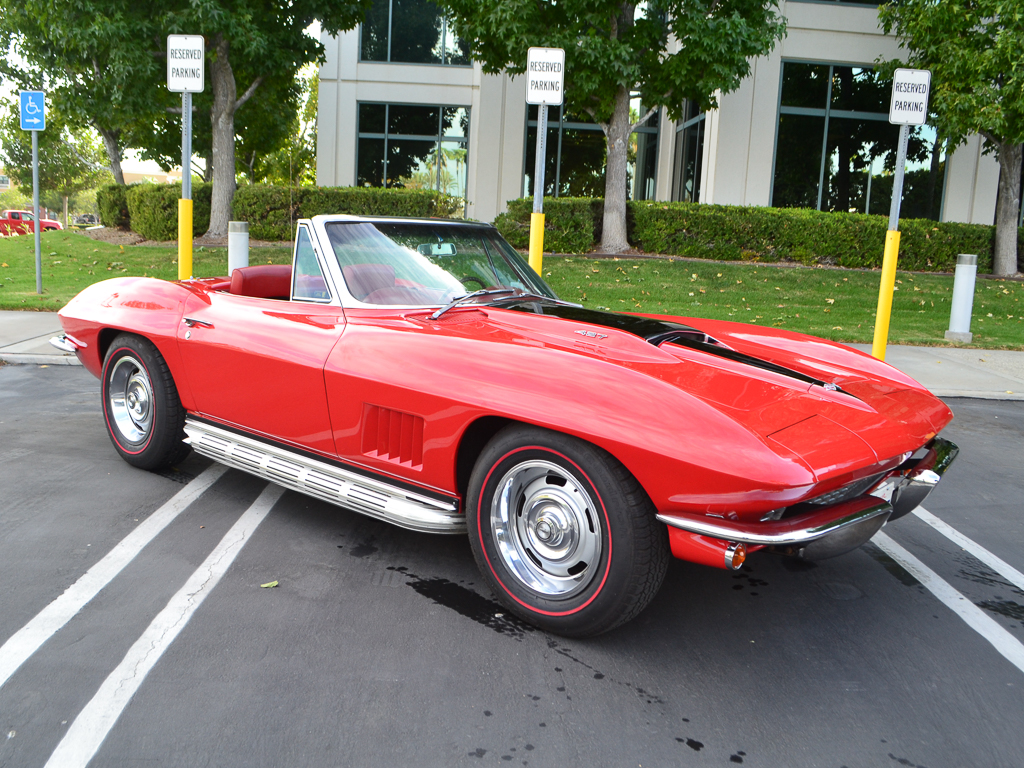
[182,317,214,329]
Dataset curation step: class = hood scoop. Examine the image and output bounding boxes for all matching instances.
[506,303,851,396]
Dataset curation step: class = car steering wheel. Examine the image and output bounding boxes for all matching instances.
[461,276,487,290]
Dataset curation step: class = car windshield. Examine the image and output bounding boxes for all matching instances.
[324,221,557,306]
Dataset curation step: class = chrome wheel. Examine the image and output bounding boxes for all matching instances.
[490,460,602,598]
[107,355,154,444]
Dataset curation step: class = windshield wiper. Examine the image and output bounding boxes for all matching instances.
[430,287,517,320]
[430,288,580,320]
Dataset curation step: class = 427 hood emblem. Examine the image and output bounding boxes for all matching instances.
[575,329,608,339]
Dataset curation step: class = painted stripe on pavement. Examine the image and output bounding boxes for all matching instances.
[873,531,1024,676]
[44,482,284,768]
[0,464,227,691]
[913,506,1024,592]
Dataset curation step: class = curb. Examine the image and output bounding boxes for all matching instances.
[0,353,82,366]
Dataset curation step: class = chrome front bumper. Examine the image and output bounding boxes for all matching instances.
[657,437,958,560]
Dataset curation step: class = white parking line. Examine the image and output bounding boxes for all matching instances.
[913,506,1024,592]
[0,464,227,691]
[873,532,1024,676]
[44,482,284,768]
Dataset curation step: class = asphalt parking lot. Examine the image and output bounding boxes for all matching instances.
[1,363,1022,768]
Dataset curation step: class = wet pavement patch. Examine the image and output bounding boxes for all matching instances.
[391,566,534,639]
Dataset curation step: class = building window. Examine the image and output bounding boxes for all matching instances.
[357,103,469,204]
[671,101,704,202]
[522,96,659,200]
[360,0,469,66]
[771,61,947,220]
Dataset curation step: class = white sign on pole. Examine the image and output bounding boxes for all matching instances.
[889,68,930,126]
[526,47,565,106]
[167,35,205,93]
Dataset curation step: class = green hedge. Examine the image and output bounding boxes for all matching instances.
[96,184,131,229]
[125,183,212,241]
[494,197,1021,273]
[494,197,605,255]
[232,186,464,241]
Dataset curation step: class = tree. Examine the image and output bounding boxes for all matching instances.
[0,102,111,225]
[239,69,318,185]
[2,0,369,238]
[159,0,370,237]
[879,0,1024,276]
[440,0,787,251]
[0,0,164,185]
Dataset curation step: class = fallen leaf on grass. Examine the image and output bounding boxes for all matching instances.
[260,581,279,588]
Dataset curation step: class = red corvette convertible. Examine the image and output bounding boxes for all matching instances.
[52,215,957,636]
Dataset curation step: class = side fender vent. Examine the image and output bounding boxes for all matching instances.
[361,404,425,469]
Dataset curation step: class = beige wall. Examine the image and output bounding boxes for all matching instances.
[319,2,1000,226]
[317,29,526,223]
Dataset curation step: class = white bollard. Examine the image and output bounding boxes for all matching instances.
[945,253,977,343]
[228,221,249,276]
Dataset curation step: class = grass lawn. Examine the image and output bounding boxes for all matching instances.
[2,230,1022,349]
[544,255,1024,349]
[0,231,291,312]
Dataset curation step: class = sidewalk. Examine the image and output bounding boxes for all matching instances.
[2,310,1023,400]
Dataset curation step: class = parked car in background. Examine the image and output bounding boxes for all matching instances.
[73,213,98,226]
[0,210,63,235]
[52,215,958,637]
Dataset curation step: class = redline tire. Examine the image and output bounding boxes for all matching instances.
[467,425,669,637]
[101,334,190,470]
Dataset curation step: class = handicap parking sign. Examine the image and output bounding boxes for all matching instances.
[20,91,45,131]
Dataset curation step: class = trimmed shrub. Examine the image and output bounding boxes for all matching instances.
[629,202,1001,273]
[495,197,602,254]
[496,196,1020,273]
[232,185,464,241]
[96,184,131,228]
[125,183,212,240]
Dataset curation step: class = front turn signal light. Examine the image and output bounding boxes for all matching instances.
[726,543,746,571]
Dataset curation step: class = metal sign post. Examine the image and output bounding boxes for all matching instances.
[167,35,205,281]
[872,68,931,360]
[20,91,45,294]
[525,47,565,275]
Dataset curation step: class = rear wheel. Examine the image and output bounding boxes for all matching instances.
[467,425,668,637]
[101,334,190,470]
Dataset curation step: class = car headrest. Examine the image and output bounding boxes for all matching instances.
[343,263,396,301]
[230,264,293,299]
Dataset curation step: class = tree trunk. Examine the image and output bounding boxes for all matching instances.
[97,127,125,185]
[600,86,631,253]
[206,34,238,237]
[993,141,1022,276]
[63,196,68,228]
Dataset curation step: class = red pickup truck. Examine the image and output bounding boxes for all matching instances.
[0,210,63,236]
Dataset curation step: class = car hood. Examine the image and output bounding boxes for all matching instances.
[464,303,951,478]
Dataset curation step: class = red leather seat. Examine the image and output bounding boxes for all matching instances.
[229,264,293,299]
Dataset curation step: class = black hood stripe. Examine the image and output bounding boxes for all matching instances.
[505,303,845,394]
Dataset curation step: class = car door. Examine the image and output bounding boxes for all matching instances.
[175,225,345,456]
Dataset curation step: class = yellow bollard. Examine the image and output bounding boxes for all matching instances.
[528,212,545,275]
[178,198,193,281]
[871,229,901,360]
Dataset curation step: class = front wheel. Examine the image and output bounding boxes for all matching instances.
[101,334,190,470]
[467,425,668,637]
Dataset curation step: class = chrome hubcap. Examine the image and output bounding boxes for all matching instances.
[490,460,602,598]
[108,356,154,443]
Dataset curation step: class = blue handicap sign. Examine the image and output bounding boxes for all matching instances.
[20,91,45,131]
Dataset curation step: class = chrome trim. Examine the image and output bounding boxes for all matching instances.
[49,335,79,353]
[725,543,745,571]
[656,497,892,546]
[183,419,464,534]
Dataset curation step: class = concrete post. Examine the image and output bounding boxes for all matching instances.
[228,221,249,275]
[945,254,978,343]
